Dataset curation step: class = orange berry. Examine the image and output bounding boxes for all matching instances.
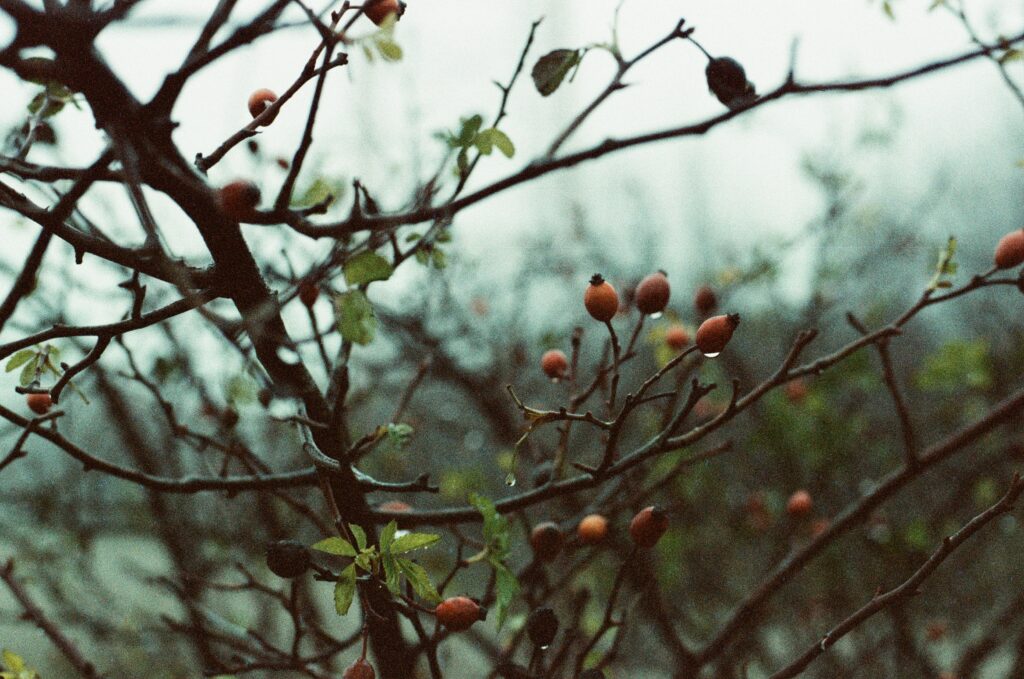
[343,658,375,679]
[298,281,320,308]
[364,0,403,25]
[576,514,609,545]
[809,517,830,538]
[785,378,808,403]
[694,285,717,316]
[26,392,52,415]
[629,506,669,548]
[217,180,261,221]
[635,271,670,315]
[540,349,569,379]
[695,313,740,356]
[378,500,412,512]
[435,596,485,631]
[665,324,690,350]
[584,274,618,322]
[786,490,813,518]
[247,88,278,125]
[994,228,1024,269]
[529,521,563,561]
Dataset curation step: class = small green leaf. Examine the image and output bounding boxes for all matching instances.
[5,350,36,373]
[19,356,38,387]
[391,532,440,554]
[415,248,431,266]
[474,128,495,155]
[382,551,400,594]
[344,252,394,286]
[489,128,515,158]
[385,423,414,447]
[225,374,258,406]
[882,0,895,20]
[2,651,25,673]
[380,520,398,554]
[349,524,368,551]
[375,37,403,61]
[999,48,1022,64]
[492,560,520,629]
[397,558,441,603]
[456,148,469,177]
[311,537,357,557]
[457,115,483,146]
[292,177,343,209]
[335,290,376,345]
[430,248,447,270]
[334,565,357,615]
[531,49,582,96]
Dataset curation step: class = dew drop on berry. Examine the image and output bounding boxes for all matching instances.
[549,376,561,384]
[649,311,663,320]
[505,472,517,487]
[702,351,721,359]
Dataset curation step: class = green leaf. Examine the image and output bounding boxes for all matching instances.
[492,560,520,629]
[456,148,469,177]
[882,0,895,20]
[344,252,394,286]
[380,520,398,554]
[2,651,25,673]
[999,48,1022,64]
[349,524,368,551]
[489,128,515,158]
[292,177,343,209]
[19,356,38,387]
[473,128,494,155]
[456,115,483,146]
[430,248,447,270]
[225,374,258,406]
[5,350,36,373]
[468,493,511,558]
[375,36,403,61]
[531,49,581,96]
[335,290,377,345]
[382,551,400,594]
[334,565,357,615]
[385,423,414,447]
[390,532,440,554]
[311,537,357,557]
[397,558,441,603]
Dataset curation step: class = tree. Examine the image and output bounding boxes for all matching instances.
[1,1,1023,678]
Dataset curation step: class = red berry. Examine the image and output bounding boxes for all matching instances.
[343,658,375,679]
[785,378,808,403]
[994,228,1024,269]
[786,490,813,518]
[695,313,740,356]
[665,324,690,350]
[298,281,320,308]
[540,350,568,379]
[435,596,485,631]
[576,514,609,545]
[26,392,52,415]
[529,522,564,561]
[217,180,261,221]
[635,271,670,315]
[629,506,669,548]
[364,0,404,25]
[584,274,619,322]
[694,285,717,316]
[247,88,278,125]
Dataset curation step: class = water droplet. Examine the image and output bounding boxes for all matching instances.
[276,345,301,365]
[702,351,721,359]
[540,644,550,651]
[504,472,517,487]
[650,311,663,320]
[549,376,561,384]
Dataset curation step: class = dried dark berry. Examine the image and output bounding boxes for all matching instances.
[526,607,559,647]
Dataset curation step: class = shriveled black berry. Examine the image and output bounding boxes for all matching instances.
[526,607,559,647]
[266,540,310,579]
[705,57,756,109]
